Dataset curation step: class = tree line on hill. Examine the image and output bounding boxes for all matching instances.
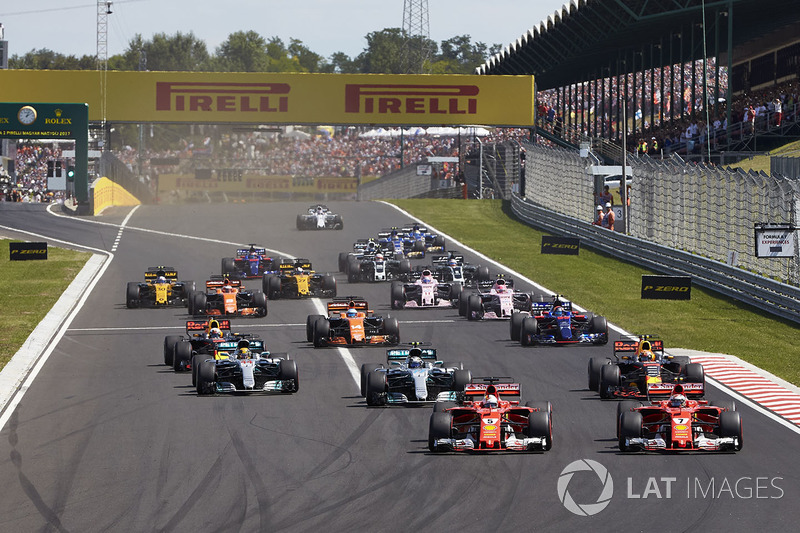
[9,28,500,74]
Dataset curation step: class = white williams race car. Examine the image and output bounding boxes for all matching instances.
[297,204,344,230]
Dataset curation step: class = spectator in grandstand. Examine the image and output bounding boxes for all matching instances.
[773,98,783,127]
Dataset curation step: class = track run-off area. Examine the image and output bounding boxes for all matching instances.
[0,200,798,532]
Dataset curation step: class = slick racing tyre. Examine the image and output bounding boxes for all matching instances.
[588,357,610,392]
[618,411,643,451]
[173,341,192,372]
[163,335,182,367]
[526,411,553,451]
[196,360,216,396]
[599,364,621,399]
[360,363,382,397]
[520,317,539,346]
[365,370,387,406]
[278,359,299,392]
[510,311,527,341]
[383,317,400,344]
[306,314,324,342]
[126,282,140,308]
[428,412,452,452]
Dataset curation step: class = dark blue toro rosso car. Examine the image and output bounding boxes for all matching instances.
[510,295,608,346]
[221,245,278,279]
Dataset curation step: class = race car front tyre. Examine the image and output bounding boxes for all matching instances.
[452,369,472,391]
[526,411,553,450]
[590,316,608,343]
[296,214,306,230]
[173,341,192,372]
[520,316,539,346]
[191,353,204,387]
[618,411,643,451]
[333,215,343,230]
[719,411,743,451]
[616,401,642,438]
[588,357,609,392]
[126,282,140,308]
[313,319,330,347]
[383,317,400,344]
[510,311,526,341]
[365,370,387,406]
[196,360,216,395]
[163,335,182,366]
[278,359,299,392]
[192,293,207,316]
[475,266,490,281]
[599,364,621,399]
[252,291,268,317]
[390,282,405,310]
[449,283,462,304]
[360,363,382,397]
[428,412,452,452]
[458,291,472,317]
[338,252,350,273]
[466,295,483,321]
[306,314,324,342]
[525,401,554,418]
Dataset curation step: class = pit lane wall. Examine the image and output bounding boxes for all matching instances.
[92,177,141,215]
[357,165,462,200]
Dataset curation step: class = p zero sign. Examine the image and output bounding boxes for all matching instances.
[641,275,691,300]
[541,236,580,255]
[754,223,797,258]
[9,242,48,261]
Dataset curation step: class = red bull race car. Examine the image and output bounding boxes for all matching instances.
[617,385,742,452]
[306,297,400,348]
[428,378,553,453]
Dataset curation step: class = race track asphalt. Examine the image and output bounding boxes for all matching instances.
[0,201,797,532]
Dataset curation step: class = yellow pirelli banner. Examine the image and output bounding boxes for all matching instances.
[158,174,357,193]
[0,70,535,126]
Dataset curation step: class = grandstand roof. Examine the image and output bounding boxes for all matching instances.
[477,0,800,89]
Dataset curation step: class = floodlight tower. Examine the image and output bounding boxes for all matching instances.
[97,1,112,150]
[402,0,432,73]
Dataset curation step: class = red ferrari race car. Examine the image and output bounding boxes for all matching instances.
[306,297,400,348]
[617,385,742,452]
[190,277,268,318]
[428,378,553,453]
[589,336,704,400]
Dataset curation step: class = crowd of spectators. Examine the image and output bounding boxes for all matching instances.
[2,144,63,202]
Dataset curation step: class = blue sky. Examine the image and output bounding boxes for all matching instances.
[1,0,569,60]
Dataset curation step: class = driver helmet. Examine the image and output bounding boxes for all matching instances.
[317,206,324,213]
[483,394,499,408]
[448,258,458,267]
[249,245,257,253]
[236,347,250,358]
[421,270,433,283]
[408,355,423,369]
[669,394,687,408]
[156,275,167,284]
[209,328,223,339]
[375,253,384,261]
[296,267,304,274]
[223,284,234,293]
[552,306,564,317]
[367,241,376,250]
[639,350,655,362]
[346,308,357,318]
[493,278,507,292]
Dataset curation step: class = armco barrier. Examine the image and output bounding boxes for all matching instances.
[92,177,141,215]
[511,193,800,324]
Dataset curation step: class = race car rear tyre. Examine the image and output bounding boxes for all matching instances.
[452,369,472,391]
[616,401,642,438]
[347,257,360,282]
[719,411,743,450]
[196,360,216,395]
[428,412,452,452]
[192,293,207,316]
[313,318,330,348]
[715,399,736,412]
[599,364,621,399]
[588,357,609,392]
[590,316,608,343]
[191,353,204,387]
[126,282,140,308]
[390,282,405,310]
[669,356,691,374]
[180,281,196,298]
[306,314,324,342]
[163,335,182,366]
[510,311,526,341]
[360,363,382,397]
[684,363,704,384]
[173,341,192,372]
[365,370,387,406]
[383,317,400,344]
[221,257,235,275]
[413,240,425,253]
[296,214,305,230]
[433,402,455,413]
[252,291,268,317]
[322,275,337,296]
[466,295,483,321]
[526,411,553,450]
[399,259,411,274]
[618,411,643,451]
[278,359,299,392]
[338,252,349,272]
[475,266,490,281]
[520,317,539,346]
[333,215,343,230]
[433,235,445,249]
[458,291,472,317]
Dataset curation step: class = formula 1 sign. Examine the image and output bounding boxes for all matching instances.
[754,223,797,258]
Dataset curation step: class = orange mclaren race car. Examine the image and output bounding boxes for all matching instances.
[306,297,400,348]
[190,277,267,318]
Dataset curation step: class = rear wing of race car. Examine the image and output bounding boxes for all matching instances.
[186,319,231,333]
[206,278,242,290]
[215,339,265,353]
[387,348,437,361]
[235,246,267,257]
[614,337,664,356]
[464,379,521,398]
[145,266,178,281]
[328,297,370,314]
[279,258,313,271]
[431,254,464,266]
[531,299,573,314]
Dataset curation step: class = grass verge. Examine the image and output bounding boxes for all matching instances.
[390,199,800,386]
[0,239,90,370]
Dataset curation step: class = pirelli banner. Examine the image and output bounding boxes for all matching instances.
[0,70,535,126]
[641,275,692,300]
[157,174,357,193]
[9,242,48,261]
[541,236,580,255]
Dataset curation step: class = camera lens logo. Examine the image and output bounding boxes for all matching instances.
[557,459,614,516]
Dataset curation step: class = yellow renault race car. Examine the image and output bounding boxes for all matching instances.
[126,266,194,308]
[262,258,337,299]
